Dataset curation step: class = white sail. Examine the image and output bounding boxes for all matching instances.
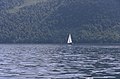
[67,34,72,44]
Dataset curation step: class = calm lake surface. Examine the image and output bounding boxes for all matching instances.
[0,44,120,79]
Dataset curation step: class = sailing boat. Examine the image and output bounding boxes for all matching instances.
[67,34,73,44]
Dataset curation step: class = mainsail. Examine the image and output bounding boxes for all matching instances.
[67,34,72,44]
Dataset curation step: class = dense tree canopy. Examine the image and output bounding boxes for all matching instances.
[0,0,120,43]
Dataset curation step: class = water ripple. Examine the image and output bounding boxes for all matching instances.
[0,44,120,79]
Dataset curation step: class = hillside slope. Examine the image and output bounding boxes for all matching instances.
[0,0,120,43]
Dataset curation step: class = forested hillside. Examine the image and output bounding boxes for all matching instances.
[0,0,120,43]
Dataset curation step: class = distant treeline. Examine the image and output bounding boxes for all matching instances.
[0,0,120,43]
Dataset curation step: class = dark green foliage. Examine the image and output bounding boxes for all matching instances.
[0,0,120,43]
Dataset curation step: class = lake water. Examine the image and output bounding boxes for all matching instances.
[0,44,120,79]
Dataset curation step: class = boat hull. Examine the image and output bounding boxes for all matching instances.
[68,43,73,45]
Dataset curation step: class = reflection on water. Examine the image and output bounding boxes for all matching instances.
[0,44,120,79]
